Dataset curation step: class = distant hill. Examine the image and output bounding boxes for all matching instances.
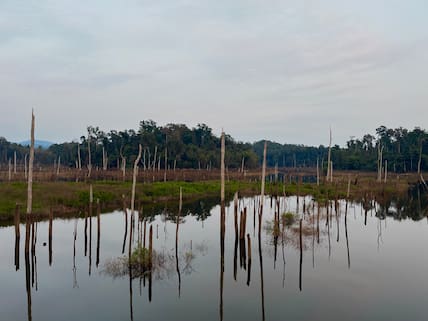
[19,140,54,149]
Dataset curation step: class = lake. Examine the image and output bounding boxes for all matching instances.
[1,193,427,321]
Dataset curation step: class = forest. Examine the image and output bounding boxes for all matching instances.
[0,122,427,173]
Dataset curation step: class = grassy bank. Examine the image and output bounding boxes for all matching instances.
[0,173,418,221]
[0,180,260,220]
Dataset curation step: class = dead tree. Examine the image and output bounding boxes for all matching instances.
[326,127,332,182]
[377,144,384,182]
[260,141,267,213]
[87,131,92,178]
[131,144,142,216]
[77,142,82,170]
[27,110,35,215]
[221,132,225,204]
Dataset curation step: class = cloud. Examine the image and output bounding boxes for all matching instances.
[0,0,427,145]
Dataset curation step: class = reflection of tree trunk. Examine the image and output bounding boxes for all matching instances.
[327,210,331,260]
[15,204,20,271]
[220,202,225,321]
[234,201,238,280]
[317,204,320,244]
[175,187,182,297]
[336,202,340,243]
[258,224,266,321]
[148,225,153,302]
[89,207,92,276]
[246,234,252,286]
[345,201,351,269]
[96,200,101,268]
[25,233,32,321]
[73,219,78,288]
[31,220,35,288]
[299,219,303,291]
[49,207,53,266]
[129,265,134,321]
[84,205,88,257]
[122,198,128,254]
[312,207,315,269]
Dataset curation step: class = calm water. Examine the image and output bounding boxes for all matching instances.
[1,194,428,321]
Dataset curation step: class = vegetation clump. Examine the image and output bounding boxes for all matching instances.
[282,212,296,226]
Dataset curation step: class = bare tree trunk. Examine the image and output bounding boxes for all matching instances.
[316,158,320,186]
[377,144,383,182]
[164,147,167,182]
[260,141,267,213]
[347,175,351,198]
[274,163,278,183]
[121,156,126,181]
[77,143,82,170]
[102,147,107,171]
[326,127,332,182]
[87,132,92,178]
[131,145,142,216]
[56,156,60,175]
[8,158,11,181]
[153,146,157,172]
[384,160,388,183]
[143,148,146,171]
[241,156,245,174]
[330,161,333,182]
[220,132,225,204]
[27,110,35,215]
[14,151,17,174]
[24,154,28,180]
[418,143,423,175]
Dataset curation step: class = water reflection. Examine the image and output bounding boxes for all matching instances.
[2,185,428,321]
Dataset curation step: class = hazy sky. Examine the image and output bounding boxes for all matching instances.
[1,0,427,146]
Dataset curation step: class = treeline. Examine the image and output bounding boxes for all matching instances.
[0,123,427,173]
[253,126,428,172]
[0,121,258,170]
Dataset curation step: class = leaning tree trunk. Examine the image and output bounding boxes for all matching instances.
[418,142,423,175]
[27,110,35,215]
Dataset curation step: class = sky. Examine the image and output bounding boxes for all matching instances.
[1,0,427,146]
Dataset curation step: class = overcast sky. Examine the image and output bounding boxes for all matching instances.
[1,0,427,146]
